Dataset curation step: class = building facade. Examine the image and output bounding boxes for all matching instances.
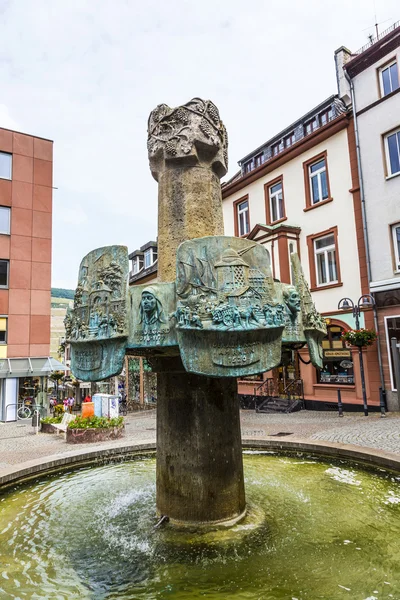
[335,22,400,409]
[126,240,158,409]
[0,127,62,420]
[222,96,381,409]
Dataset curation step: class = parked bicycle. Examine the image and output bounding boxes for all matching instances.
[17,403,42,420]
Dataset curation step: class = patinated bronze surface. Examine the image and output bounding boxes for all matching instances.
[68,98,326,527]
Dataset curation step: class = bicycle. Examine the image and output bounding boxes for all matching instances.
[17,403,43,420]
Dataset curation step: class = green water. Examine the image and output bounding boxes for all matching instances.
[1,452,400,599]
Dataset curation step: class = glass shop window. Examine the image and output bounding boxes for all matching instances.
[318,325,354,385]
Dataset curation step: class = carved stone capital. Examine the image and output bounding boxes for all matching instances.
[147,98,228,180]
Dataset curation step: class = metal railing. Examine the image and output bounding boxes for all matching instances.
[353,21,400,56]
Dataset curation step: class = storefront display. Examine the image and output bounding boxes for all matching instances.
[318,326,354,385]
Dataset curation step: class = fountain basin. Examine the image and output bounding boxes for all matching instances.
[1,441,400,599]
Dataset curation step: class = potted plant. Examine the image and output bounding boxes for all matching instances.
[342,328,377,347]
[66,415,125,444]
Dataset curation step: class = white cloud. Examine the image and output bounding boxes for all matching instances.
[0,0,398,286]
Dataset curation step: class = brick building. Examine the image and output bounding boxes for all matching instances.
[0,127,65,421]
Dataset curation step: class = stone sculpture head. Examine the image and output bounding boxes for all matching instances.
[283,286,301,317]
[140,287,165,326]
[147,98,228,181]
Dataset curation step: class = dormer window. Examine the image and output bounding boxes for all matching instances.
[132,256,144,274]
[144,247,158,268]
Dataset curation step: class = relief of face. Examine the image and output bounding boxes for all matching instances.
[142,292,156,313]
[287,291,301,314]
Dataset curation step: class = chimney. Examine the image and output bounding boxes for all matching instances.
[334,46,353,107]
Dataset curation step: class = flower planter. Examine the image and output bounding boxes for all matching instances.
[66,426,125,444]
[41,422,57,434]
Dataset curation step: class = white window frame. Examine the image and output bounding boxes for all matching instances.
[144,249,152,269]
[379,60,399,96]
[309,158,328,204]
[384,314,400,391]
[237,200,250,236]
[269,181,284,223]
[385,128,400,177]
[392,223,400,272]
[132,256,144,275]
[0,152,12,181]
[0,207,11,235]
[314,234,338,287]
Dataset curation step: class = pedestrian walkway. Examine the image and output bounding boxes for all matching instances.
[0,409,399,472]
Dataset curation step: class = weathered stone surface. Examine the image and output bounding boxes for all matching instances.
[156,369,245,526]
[148,99,227,283]
[66,426,125,444]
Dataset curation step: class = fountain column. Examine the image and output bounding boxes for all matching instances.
[147,99,246,526]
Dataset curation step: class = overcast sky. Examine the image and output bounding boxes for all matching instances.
[1,0,398,289]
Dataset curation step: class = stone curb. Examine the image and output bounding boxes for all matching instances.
[2,437,400,490]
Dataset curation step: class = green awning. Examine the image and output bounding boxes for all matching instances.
[0,357,68,378]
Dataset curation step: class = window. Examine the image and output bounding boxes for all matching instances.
[385,316,400,390]
[236,198,250,236]
[319,108,333,126]
[385,128,400,176]
[314,234,338,286]
[380,61,399,96]
[304,118,318,135]
[309,157,329,204]
[392,223,400,271]
[0,317,6,344]
[243,160,253,174]
[318,325,354,385]
[0,207,10,235]
[284,132,296,148]
[271,140,284,156]
[254,154,264,168]
[132,256,144,275]
[144,248,157,269]
[269,181,284,223]
[0,152,12,180]
[0,260,9,288]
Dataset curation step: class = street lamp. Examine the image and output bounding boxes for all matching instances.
[338,295,375,416]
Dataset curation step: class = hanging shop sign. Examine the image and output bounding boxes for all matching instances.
[323,350,351,358]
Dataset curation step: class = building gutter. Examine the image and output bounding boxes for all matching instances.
[344,68,386,392]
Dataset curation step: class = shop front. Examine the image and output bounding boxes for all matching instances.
[0,357,68,422]
[300,319,379,410]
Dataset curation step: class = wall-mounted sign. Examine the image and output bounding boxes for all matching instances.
[324,350,351,358]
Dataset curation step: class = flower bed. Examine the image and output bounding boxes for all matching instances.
[66,416,125,444]
[41,416,63,434]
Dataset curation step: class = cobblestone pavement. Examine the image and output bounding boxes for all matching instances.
[1,409,400,470]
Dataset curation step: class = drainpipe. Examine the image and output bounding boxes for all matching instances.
[344,68,386,392]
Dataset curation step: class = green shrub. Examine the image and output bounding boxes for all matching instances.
[53,404,65,417]
[68,416,124,430]
[42,415,63,424]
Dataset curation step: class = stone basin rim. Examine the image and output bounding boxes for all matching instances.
[1,438,400,491]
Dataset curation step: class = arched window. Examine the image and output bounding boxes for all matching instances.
[318,324,354,385]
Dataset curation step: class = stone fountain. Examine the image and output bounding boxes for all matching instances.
[66,98,326,528]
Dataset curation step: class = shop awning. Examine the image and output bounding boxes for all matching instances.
[0,357,68,379]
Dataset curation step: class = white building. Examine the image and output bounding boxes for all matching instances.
[222,95,382,409]
[335,21,400,408]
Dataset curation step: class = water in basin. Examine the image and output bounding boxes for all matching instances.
[1,451,400,599]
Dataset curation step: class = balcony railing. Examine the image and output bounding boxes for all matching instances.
[353,20,400,56]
